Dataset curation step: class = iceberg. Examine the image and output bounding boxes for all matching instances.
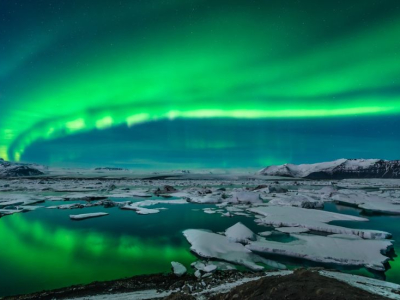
[225,222,256,243]
[69,212,109,220]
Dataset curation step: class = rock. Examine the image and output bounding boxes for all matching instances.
[164,292,196,300]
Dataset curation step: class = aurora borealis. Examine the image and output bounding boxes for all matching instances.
[1,0,400,168]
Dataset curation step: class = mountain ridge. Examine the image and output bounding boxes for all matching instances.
[258,159,400,179]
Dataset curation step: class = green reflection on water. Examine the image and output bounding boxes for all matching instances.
[0,208,196,296]
[0,201,399,296]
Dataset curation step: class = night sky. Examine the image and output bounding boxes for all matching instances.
[1,0,400,169]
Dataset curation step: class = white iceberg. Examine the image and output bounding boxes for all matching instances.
[225,222,256,243]
[171,261,187,277]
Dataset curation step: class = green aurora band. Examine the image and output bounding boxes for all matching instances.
[1,0,400,162]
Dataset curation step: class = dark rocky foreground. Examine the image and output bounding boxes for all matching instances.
[208,269,390,300]
[3,269,393,300]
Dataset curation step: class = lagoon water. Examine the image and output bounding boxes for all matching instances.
[0,198,399,297]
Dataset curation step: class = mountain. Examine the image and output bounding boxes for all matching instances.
[0,158,45,178]
[258,159,400,179]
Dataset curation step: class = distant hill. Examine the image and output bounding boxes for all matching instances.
[94,167,129,171]
[0,158,45,178]
[258,159,400,179]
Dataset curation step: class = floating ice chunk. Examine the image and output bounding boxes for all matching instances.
[192,260,237,272]
[188,194,222,204]
[210,261,237,271]
[194,270,201,278]
[247,234,393,271]
[268,193,324,209]
[332,191,400,215]
[18,205,43,211]
[233,212,251,217]
[230,191,262,204]
[258,231,272,237]
[134,199,188,206]
[0,208,23,216]
[203,208,217,214]
[122,205,160,215]
[171,261,187,277]
[225,222,256,243]
[226,206,244,212]
[69,212,109,220]
[183,229,286,271]
[191,261,207,271]
[328,234,362,240]
[57,203,85,209]
[136,208,160,215]
[276,227,310,234]
[248,206,391,239]
[121,199,186,215]
[221,212,232,217]
[110,190,152,198]
[203,264,217,273]
[130,191,152,197]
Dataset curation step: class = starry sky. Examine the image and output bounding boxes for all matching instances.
[1,0,400,169]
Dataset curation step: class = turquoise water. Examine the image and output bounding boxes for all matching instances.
[0,199,398,296]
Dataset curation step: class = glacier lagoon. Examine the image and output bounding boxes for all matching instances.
[0,188,399,297]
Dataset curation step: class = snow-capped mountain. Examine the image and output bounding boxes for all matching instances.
[258,159,400,179]
[0,158,45,178]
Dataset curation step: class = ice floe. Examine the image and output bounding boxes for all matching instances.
[171,261,187,277]
[332,190,400,215]
[267,193,324,209]
[276,227,310,234]
[69,212,109,220]
[183,229,286,271]
[247,234,393,271]
[248,206,390,239]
